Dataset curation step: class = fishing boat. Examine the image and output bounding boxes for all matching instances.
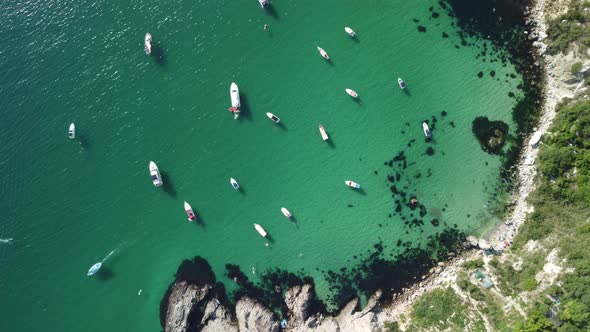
[345,180,361,189]
[258,0,270,8]
[397,78,407,90]
[254,223,267,237]
[68,123,75,139]
[229,82,241,119]
[87,262,101,276]
[344,26,356,37]
[266,112,280,124]
[144,33,152,55]
[345,88,358,98]
[149,161,163,187]
[281,207,292,218]
[316,46,330,60]
[184,201,196,222]
[422,122,432,138]
[319,125,329,141]
[230,178,239,190]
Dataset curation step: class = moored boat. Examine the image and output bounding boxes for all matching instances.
[230,178,239,189]
[422,122,432,138]
[319,125,329,141]
[397,78,407,90]
[345,180,361,189]
[68,123,75,139]
[184,201,196,222]
[87,262,102,276]
[149,161,163,187]
[254,223,267,237]
[229,82,241,119]
[316,46,330,60]
[281,207,292,218]
[345,88,358,98]
[344,26,356,37]
[266,112,280,124]
[258,0,270,8]
[144,33,152,55]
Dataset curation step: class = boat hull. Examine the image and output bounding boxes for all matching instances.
[345,89,358,98]
[317,47,329,60]
[319,125,329,141]
[266,112,280,123]
[422,122,432,138]
[184,202,196,222]
[254,223,267,237]
[144,33,152,55]
[345,27,356,37]
[230,178,239,189]
[397,78,406,90]
[87,262,102,276]
[345,180,361,189]
[281,207,292,218]
[68,123,75,139]
[149,161,163,187]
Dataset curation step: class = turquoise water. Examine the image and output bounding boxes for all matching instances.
[0,0,521,330]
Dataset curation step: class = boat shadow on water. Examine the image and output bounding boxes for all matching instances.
[96,266,115,281]
[351,187,367,195]
[265,5,279,20]
[327,139,336,149]
[402,88,411,96]
[239,94,253,121]
[160,171,177,197]
[151,44,167,67]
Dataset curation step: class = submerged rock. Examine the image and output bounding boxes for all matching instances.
[471,116,509,154]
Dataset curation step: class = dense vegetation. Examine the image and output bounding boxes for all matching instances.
[546,1,590,52]
[512,99,590,331]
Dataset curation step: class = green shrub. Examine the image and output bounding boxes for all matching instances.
[411,288,466,330]
[462,258,485,270]
[546,2,590,52]
[383,321,400,332]
[522,277,538,291]
[571,62,583,75]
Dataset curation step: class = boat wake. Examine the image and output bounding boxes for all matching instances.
[0,238,13,245]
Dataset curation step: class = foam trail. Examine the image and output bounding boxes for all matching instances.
[100,249,116,263]
[0,238,13,244]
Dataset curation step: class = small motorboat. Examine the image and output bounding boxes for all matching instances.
[266,112,280,124]
[254,223,267,237]
[319,125,329,141]
[229,82,241,119]
[144,33,152,55]
[317,46,330,60]
[184,201,196,222]
[258,0,270,8]
[345,88,358,98]
[281,207,292,218]
[397,78,407,90]
[345,26,356,37]
[87,262,102,276]
[68,123,75,139]
[230,178,239,190]
[345,180,361,189]
[422,122,432,138]
[149,161,163,187]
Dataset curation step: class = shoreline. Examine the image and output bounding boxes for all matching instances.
[160,0,581,330]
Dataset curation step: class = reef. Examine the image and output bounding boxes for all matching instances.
[472,117,509,154]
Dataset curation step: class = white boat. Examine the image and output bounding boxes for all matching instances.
[87,262,101,276]
[258,0,270,8]
[397,78,407,90]
[319,125,329,141]
[229,82,241,119]
[254,223,267,237]
[317,46,330,60]
[184,201,196,222]
[266,112,280,124]
[345,89,358,98]
[345,180,361,189]
[281,207,292,218]
[149,161,163,187]
[345,26,356,37]
[230,178,239,190]
[422,122,432,138]
[144,33,152,55]
[68,123,75,139]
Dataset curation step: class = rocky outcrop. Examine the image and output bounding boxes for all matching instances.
[164,281,211,332]
[200,299,238,332]
[472,117,509,154]
[284,284,313,325]
[236,297,281,332]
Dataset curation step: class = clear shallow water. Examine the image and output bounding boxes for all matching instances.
[0,0,520,330]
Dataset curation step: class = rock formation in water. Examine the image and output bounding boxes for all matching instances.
[472,116,509,154]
